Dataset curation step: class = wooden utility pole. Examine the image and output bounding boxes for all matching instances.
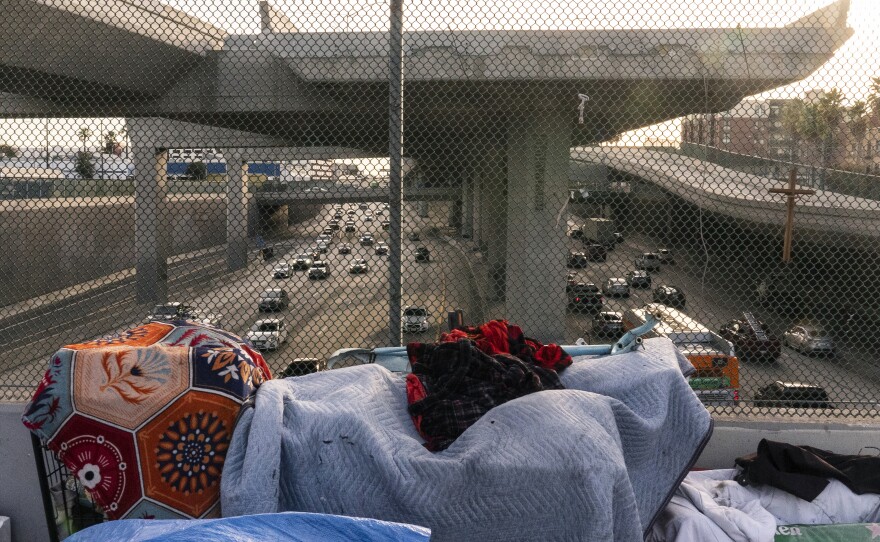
[768,168,815,263]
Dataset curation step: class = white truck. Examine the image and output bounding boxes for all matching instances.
[580,218,616,248]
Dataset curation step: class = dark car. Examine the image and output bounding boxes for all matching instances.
[291,253,312,270]
[146,302,222,327]
[281,357,326,377]
[567,251,588,269]
[582,239,608,262]
[408,232,421,242]
[344,221,357,232]
[307,261,331,280]
[333,211,344,220]
[626,270,652,289]
[322,226,335,237]
[415,246,431,262]
[375,242,389,255]
[257,288,290,312]
[652,285,686,309]
[568,283,604,314]
[569,227,584,240]
[348,258,369,274]
[359,233,375,246]
[635,253,661,272]
[613,232,624,244]
[657,248,675,265]
[381,220,391,231]
[719,312,782,362]
[754,381,832,409]
[592,311,624,337]
[338,243,352,255]
[329,221,340,231]
[566,272,578,293]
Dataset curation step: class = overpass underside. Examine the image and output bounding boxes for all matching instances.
[0,0,853,341]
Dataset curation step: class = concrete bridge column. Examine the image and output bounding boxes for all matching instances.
[133,145,169,304]
[226,151,250,271]
[462,167,475,238]
[477,146,508,301]
[503,106,571,342]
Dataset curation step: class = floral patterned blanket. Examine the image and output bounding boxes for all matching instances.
[22,321,271,520]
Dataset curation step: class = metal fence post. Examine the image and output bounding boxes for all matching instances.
[388,0,404,346]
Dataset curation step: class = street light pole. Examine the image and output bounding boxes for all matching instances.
[388,0,404,346]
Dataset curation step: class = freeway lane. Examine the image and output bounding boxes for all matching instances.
[0,201,477,397]
[564,228,880,409]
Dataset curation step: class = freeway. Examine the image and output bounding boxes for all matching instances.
[0,201,477,398]
[561,225,880,410]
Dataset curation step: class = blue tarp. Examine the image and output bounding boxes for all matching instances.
[65,512,431,542]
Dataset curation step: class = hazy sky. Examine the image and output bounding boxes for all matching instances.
[2,0,877,149]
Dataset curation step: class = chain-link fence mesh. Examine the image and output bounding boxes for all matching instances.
[0,0,877,417]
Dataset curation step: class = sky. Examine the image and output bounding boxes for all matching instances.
[1,0,878,150]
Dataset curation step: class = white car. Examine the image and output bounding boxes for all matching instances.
[603,278,630,297]
[246,318,288,351]
[403,306,430,333]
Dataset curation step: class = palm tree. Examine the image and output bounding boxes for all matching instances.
[78,127,93,153]
[846,100,868,171]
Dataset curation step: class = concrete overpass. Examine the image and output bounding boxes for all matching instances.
[0,0,853,339]
[572,147,880,248]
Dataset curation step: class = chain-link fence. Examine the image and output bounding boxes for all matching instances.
[1,0,878,417]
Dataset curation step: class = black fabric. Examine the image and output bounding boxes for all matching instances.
[735,438,880,501]
[407,339,565,451]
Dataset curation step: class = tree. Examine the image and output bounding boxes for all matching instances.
[103,131,118,154]
[0,143,18,158]
[78,127,93,153]
[185,161,208,180]
[846,100,868,169]
[867,77,880,126]
[74,151,95,179]
[780,99,805,162]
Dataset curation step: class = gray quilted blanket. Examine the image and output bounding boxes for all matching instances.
[221,338,712,541]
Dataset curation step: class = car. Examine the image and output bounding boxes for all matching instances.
[783,324,835,356]
[415,246,431,262]
[375,242,389,255]
[689,377,737,406]
[291,254,312,270]
[381,220,391,230]
[568,283,604,314]
[329,221,340,231]
[347,209,356,215]
[246,318,288,351]
[145,302,222,327]
[303,187,329,194]
[567,250,589,268]
[652,285,686,309]
[403,306,430,333]
[635,253,661,271]
[317,233,332,244]
[338,243,352,255]
[566,272,579,292]
[344,222,357,233]
[257,289,290,312]
[754,381,832,409]
[719,312,782,362]
[613,232,625,244]
[377,208,386,215]
[569,227,584,239]
[582,240,608,262]
[348,258,369,274]
[359,233,375,246]
[602,277,630,297]
[315,241,329,254]
[408,232,421,242]
[308,261,330,280]
[333,211,344,219]
[359,202,369,210]
[363,215,374,222]
[625,270,652,289]
[280,357,326,377]
[272,262,292,279]
[592,311,624,337]
[657,248,675,265]
[322,227,335,237]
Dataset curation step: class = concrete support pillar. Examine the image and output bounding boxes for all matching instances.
[504,105,571,342]
[479,146,508,300]
[226,151,250,271]
[449,195,463,230]
[462,168,474,238]
[133,145,169,304]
